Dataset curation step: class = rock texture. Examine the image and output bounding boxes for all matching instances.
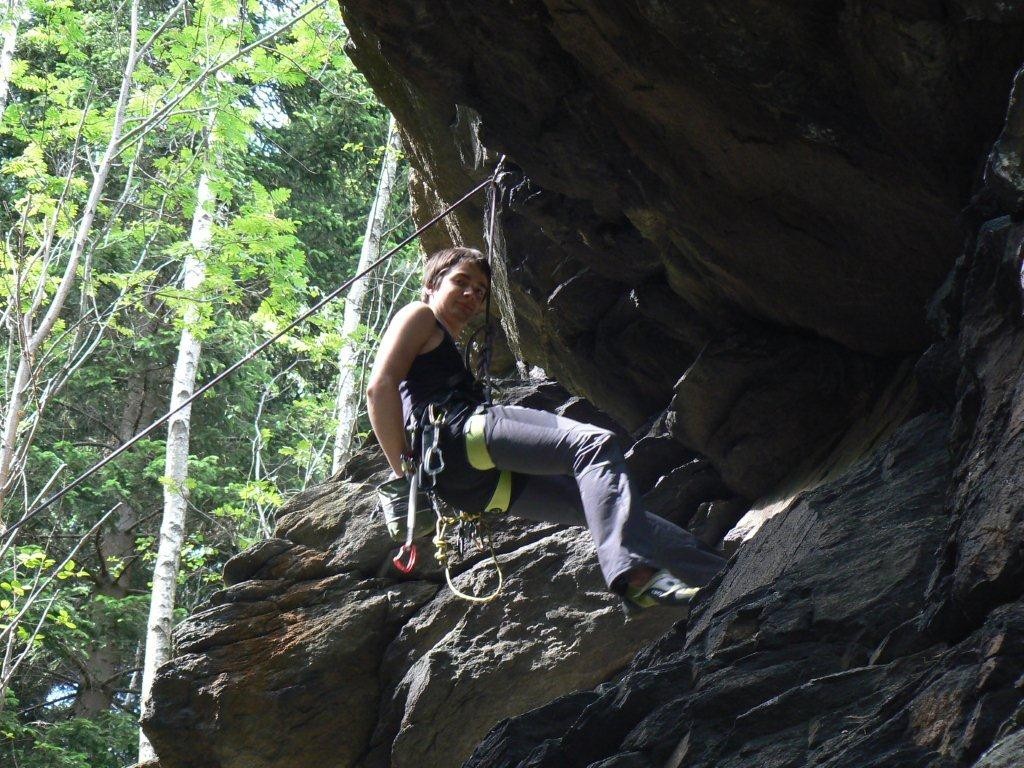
[143,389,688,768]
[339,0,1022,358]
[466,411,957,767]
[460,212,1024,764]
[145,4,1024,768]
[921,215,1024,640]
[336,0,1023,459]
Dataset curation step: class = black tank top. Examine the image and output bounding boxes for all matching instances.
[399,321,482,424]
[399,319,500,512]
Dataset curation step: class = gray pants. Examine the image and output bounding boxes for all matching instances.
[483,405,726,590]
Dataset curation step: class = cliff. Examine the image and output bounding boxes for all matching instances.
[142,4,1024,767]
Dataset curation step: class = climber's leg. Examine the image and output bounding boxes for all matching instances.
[484,404,726,590]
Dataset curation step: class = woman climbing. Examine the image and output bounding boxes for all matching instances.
[366,246,726,613]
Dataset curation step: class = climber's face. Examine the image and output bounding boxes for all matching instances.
[427,260,489,333]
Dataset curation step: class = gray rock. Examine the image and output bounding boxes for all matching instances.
[984,65,1024,216]
[972,727,1024,767]
[667,330,886,498]
[624,433,696,496]
[587,753,652,768]
[922,217,1024,639]
[465,411,957,768]
[688,498,748,550]
[340,1,1022,371]
[144,564,437,768]
[641,458,732,530]
[363,529,683,768]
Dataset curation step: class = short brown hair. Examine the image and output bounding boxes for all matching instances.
[421,247,491,301]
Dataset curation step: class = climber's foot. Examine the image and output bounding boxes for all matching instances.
[622,569,698,617]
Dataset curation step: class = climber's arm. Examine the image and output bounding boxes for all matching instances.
[367,302,437,477]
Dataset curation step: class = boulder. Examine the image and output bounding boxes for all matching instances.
[144,544,438,768]
[144,386,695,768]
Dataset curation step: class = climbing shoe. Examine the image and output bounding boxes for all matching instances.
[622,570,699,617]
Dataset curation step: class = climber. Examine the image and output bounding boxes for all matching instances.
[366,246,726,613]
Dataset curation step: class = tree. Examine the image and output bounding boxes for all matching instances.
[0,0,150,522]
[138,132,214,765]
[0,1,408,761]
[0,0,22,115]
[332,115,400,472]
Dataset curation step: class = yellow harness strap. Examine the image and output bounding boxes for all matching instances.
[465,413,512,513]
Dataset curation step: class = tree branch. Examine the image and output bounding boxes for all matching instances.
[116,0,328,155]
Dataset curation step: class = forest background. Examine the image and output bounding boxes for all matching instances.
[0,1,417,764]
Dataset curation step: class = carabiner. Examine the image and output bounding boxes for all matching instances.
[422,404,446,476]
[423,444,445,476]
[393,543,417,574]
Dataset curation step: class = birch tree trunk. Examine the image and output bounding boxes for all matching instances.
[332,116,400,473]
[137,166,213,763]
[0,0,20,116]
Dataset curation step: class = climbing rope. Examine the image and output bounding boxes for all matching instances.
[433,506,504,603]
[465,156,504,401]
[2,175,494,540]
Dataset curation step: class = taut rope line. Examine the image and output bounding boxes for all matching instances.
[2,176,494,540]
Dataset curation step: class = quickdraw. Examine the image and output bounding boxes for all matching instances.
[432,504,504,604]
[391,403,446,574]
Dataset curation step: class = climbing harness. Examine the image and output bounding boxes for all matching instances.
[430,404,513,603]
[464,409,513,511]
[389,400,511,600]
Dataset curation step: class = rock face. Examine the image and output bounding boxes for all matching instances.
[143,389,690,768]
[458,209,1024,767]
[145,4,1024,768]
[922,216,1024,639]
[337,0,1024,441]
